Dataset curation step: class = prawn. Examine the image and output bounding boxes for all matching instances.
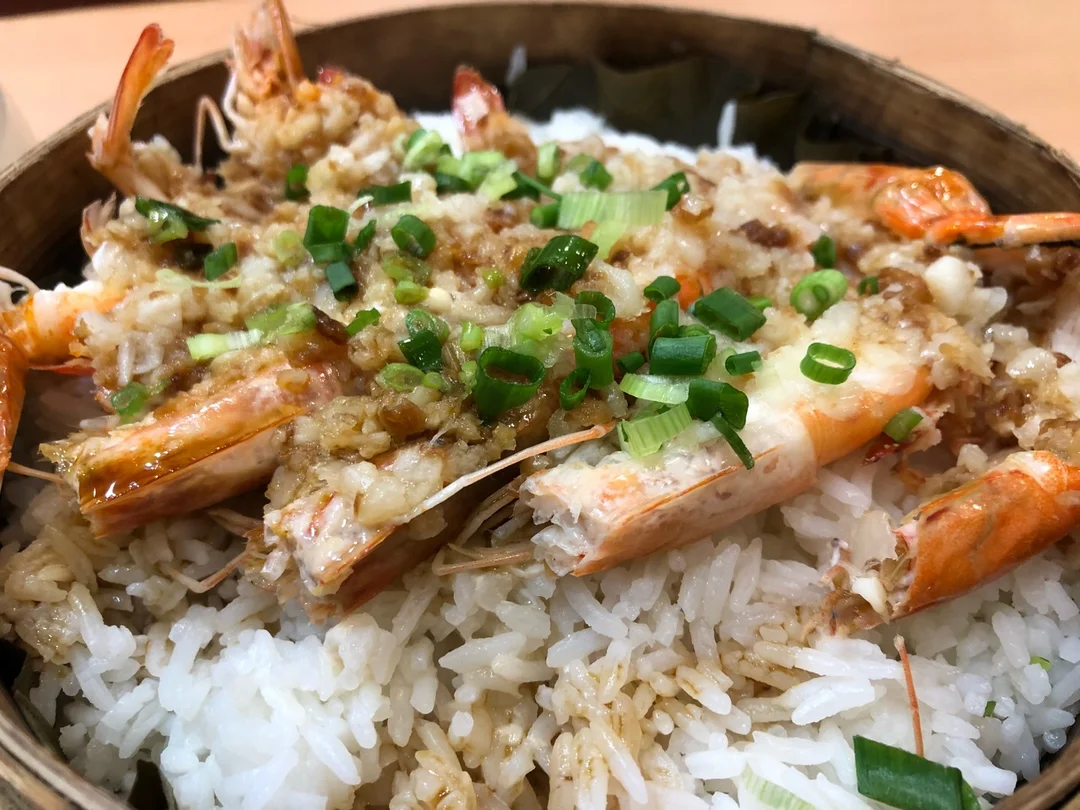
[452,66,537,174]
[42,352,347,537]
[819,451,1080,631]
[789,163,1080,247]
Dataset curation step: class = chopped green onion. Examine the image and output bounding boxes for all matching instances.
[590,221,626,260]
[395,280,427,304]
[391,215,436,258]
[649,298,681,351]
[574,291,615,329]
[747,295,772,311]
[510,172,560,201]
[271,229,306,267]
[742,770,817,810]
[619,373,689,405]
[644,276,681,303]
[649,335,716,377]
[502,174,540,201]
[618,402,692,458]
[652,172,690,210]
[724,350,761,377]
[530,202,560,229]
[459,360,479,390]
[687,378,748,428]
[983,701,997,718]
[711,414,754,469]
[285,163,309,201]
[884,408,923,442]
[478,161,520,201]
[110,382,150,423]
[473,347,546,421]
[573,321,614,388]
[352,220,376,255]
[357,181,412,206]
[325,261,358,301]
[303,205,351,263]
[481,267,505,289]
[244,302,316,336]
[399,329,443,372]
[692,288,766,341]
[854,736,980,810]
[405,309,449,342]
[459,150,507,186]
[422,371,448,391]
[556,190,667,229]
[616,351,646,375]
[402,130,445,171]
[568,156,613,190]
[156,268,242,290]
[1032,656,1052,670]
[519,234,598,293]
[379,363,425,391]
[790,269,848,320]
[800,342,856,385]
[345,309,380,337]
[537,143,562,184]
[201,242,238,281]
[186,330,265,361]
[559,368,591,410]
[382,253,431,284]
[858,276,880,296]
[460,321,484,352]
[678,324,711,338]
[435,172,472,194]
[135,197,219,243]
[811,234,837,268]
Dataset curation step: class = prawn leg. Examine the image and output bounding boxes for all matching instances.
[825,451,1080,630]
[790,162,1080,247]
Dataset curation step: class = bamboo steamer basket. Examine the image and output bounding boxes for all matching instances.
[2,3,1080,809]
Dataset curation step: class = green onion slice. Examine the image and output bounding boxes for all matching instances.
[202,242,238,281]
[135,197,219,243]
[459,150,507,186]
[325,261,358,301]
[984,701,997,718]
[399,329,443,372]
[711,414,754,469]
[402,130,445,171]
[110,381,150,423]
[573,321,614,388]
[800,342,856,385]
[1032,655,1052,670]
[244,302,316,336]
[724,350,761,377]
[854,736,980,810]
[557,190,667,229]
[742,770,817,810]
[687,378,748,428]
[790,269,848,320]
[559,368,591,410]
[692,288,766,341]
[858,276,880,296]
[379,363,425,392]
[478,161,520,201]
[644,276,681,303]
[187,330,266,361]
[473,347,546,421]
[537,143,562,184]
[590,221,626,261]
[574,290,615,329]
[435,172,472,195]
[649,334,716,377]
[460,321,484,352]
[422,371,448,391]
[568,156,613,190]
[394,280,427,304]
[352,220,376,255]
[812,234,837,268]
[391,214,436,258]
[345,309,380,337]
[619,373,689,405]
[382,252,431,284]
[303,205,351,263]
[357,181,413,207]
[747,295,772,311]
[652,172,690,210]
[618,402,692,458]
[519,234,598,293]
[530,202,560,229]
[481,267,505,289]
[883,408,923,442]
[285,163,309,201]
[649,298,681,351]
[616,351,646,375]
[405,309,450,342]
[510,172,560,201]
[678,324,711,338]
[271,230,306,268]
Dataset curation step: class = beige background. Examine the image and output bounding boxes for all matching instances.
[1,0,1079,168]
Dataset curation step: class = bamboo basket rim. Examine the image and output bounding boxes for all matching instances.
[1,3,1079,809]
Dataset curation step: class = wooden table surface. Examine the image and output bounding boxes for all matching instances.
[2,0,1079,169]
